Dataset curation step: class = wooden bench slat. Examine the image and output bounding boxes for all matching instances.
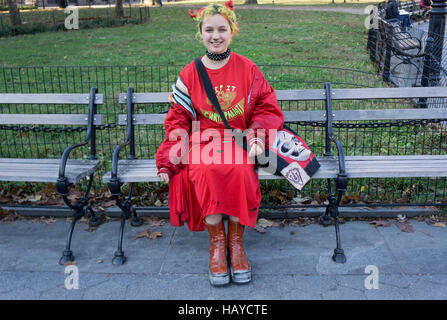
[118,111,329,125]
[275,89,326,101]
[0,159,101,183]
[118,92,170,104]
[117,108,447,125]
[118,90,328,104]
[118,114,166,125]
[102,155,447,183]
[331,87,447,100]
[0,93,104,105]
[332,109,447,121]
[118,87,447,105]
[0,114,104,125]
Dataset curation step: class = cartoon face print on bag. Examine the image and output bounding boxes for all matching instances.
[276,131,311,162]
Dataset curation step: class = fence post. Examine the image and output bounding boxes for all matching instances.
[383,32,392,83]
[421,0,447,88]
[139,7,142,23]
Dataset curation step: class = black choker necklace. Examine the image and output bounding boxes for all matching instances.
[206,48,231,61]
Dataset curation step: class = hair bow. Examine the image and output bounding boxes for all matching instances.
[188,7,205,19]
[225,0,234,11]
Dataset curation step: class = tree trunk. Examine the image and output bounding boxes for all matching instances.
[7,0,21,26]
[116,0,124,19]
[244,0,258,4]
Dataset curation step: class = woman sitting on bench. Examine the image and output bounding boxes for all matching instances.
[386,0,413,31]
[156,0,284,286]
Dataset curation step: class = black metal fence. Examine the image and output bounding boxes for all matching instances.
[366,10,447,89]
[0,4,150,37]
[1,65,446,207]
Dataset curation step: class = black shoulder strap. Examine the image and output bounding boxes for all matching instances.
[194,58,232,130]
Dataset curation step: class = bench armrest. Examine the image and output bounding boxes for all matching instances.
[324,81,348,191]
[108,87,136,196]
[328,136,348,192]
[57,87,99,195]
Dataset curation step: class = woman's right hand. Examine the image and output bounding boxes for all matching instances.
[158,172,170,184]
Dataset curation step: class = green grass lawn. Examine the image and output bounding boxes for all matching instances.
[0,6,374,72]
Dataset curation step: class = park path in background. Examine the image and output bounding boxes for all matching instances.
[168,4,366,14]
[235,5,366,14]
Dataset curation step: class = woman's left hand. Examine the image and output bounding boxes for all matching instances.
[248,143,264,158]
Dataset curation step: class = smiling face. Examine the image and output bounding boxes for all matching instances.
[201,14,233,54]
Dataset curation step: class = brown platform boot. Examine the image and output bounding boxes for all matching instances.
[205,220,230,286]
[227,219,252,284]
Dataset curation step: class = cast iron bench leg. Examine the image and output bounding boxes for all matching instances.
[58,175,101,265]
[59,209,82,265]
[324,178,347,264]
[112,182,143,265]
[329,193,346,264]
[320,179,333,226]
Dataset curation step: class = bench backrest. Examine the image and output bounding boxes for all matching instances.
[117,86,447,125]
[0,88,104,159]
[0,92,104,126]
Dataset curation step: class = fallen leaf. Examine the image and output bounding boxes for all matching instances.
[84,226,98,232]
[135,229,163,240]
[368,220,391,227]
[102,200,116,208]
[395,221,414,233]
[299,217,313,227]
[154,200,162,207]
[0,208,15,219]
[142,216,165,227]
[257,218,274,228]
[40,217,56,224]
[292,196,311,203]
[254,223,267,233]
[149,231,163,239]
[135,229,151,239]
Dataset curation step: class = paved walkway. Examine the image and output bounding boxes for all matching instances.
[0,216,446,300]
[174,4,366,14]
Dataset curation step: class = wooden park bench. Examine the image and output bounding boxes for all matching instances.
[370,5,426,84]
[398,0,427,19]
[377,16,424,78]
[0,88,104,265]
[103,84,447,265]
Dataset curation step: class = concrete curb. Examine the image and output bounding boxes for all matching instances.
[1,204,440,219]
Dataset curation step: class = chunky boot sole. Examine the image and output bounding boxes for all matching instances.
[229,264,252,284]
[209,270,230,286]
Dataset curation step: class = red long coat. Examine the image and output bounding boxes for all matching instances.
[156,53,284,231]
